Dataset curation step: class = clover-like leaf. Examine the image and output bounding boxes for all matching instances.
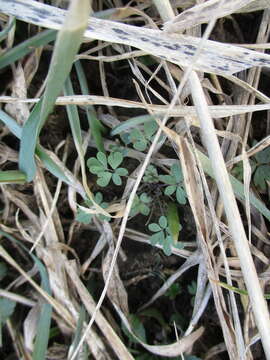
[89,165,105,174]
[112,173,122,186]
[140,203,150,216]
[159,174,176,185]
[134,139,147,151]
[164,185,177,196]
[171,163,183,181]
[140,193,152,203]
[108,151,123,170]
[97,172,112,187]
[76,210,93,224]
[143,165,159,183]
[97,151,108,168]
[163,235,173,256]
[150,231,164,245]
[176,187,186,204]
[115,167,128,176]
[158,215,167,229]
[148,223,161,232]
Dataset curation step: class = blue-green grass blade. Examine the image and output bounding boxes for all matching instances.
[0,110,72,185]
[19,0,91,181]
[0,29,56,70]
[64,77,83,149]
[75,60,106,153]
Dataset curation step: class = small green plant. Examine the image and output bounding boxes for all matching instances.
[253,146,270,192]
[148,216,174,256]
[76,192,109,224]
[165,283,182,300]
[159,163,186,205]
[130,193,152,217]
[87,151,129,187]
[232,145,270,192]
[143,164,160,183]
[121,121,158,151]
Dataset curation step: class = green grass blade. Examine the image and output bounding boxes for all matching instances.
[110,115,155,136]
[0,29,56,70]
[19,0,91,181]
[69,306,87,360]
[0,170,26,184]
[75,60,106,153]
[64,77,83,150]
[0,109,22,138]
[33,302,52,360]
[0,110,73,187]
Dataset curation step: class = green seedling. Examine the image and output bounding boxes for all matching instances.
[76,192,109,224]
[253,146,270,192]
[165,283,182,300]
[159,163,187,205]
[148,216,174,256]
[143,165,160,183]
[131,193,152,217]
[87,151,129,187]
[121,120,158,151]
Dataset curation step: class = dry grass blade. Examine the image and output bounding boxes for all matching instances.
[1,0,270,75]
[163,0,257,32]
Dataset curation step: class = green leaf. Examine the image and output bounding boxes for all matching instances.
[158,216,167,229]
[75,61,105,153]
[108,152,123,170]
[97,172,112,187]
[144,120,157,139]
[112,173,122,186]
[139,203,150,216]
[164,185,176,196]
[97,152,108,168]
[87,157,101,169]
[19,0,90,181]
[111,114,155,136]
[0,29,56,71]
[76,210,93,224]
[89,165,105,174]
[140,193,152,203]
[171,163,182,181]
[159,175,176,185]
[134,140,147,151]
[167,202,181,244]
[150,231,164,245]
[163,236,173,256]
[255,146,270,164]
[115,167,128,176]
[253,165,270,191]
[130,128,144,142]
[148,223,161,232]
[176,187,187,205]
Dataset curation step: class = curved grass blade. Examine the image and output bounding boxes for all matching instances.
[0,29,56,70]
[19,0,91,181]
[110,114,155,136]
[0,110,73,187]
[75,60,106,153]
